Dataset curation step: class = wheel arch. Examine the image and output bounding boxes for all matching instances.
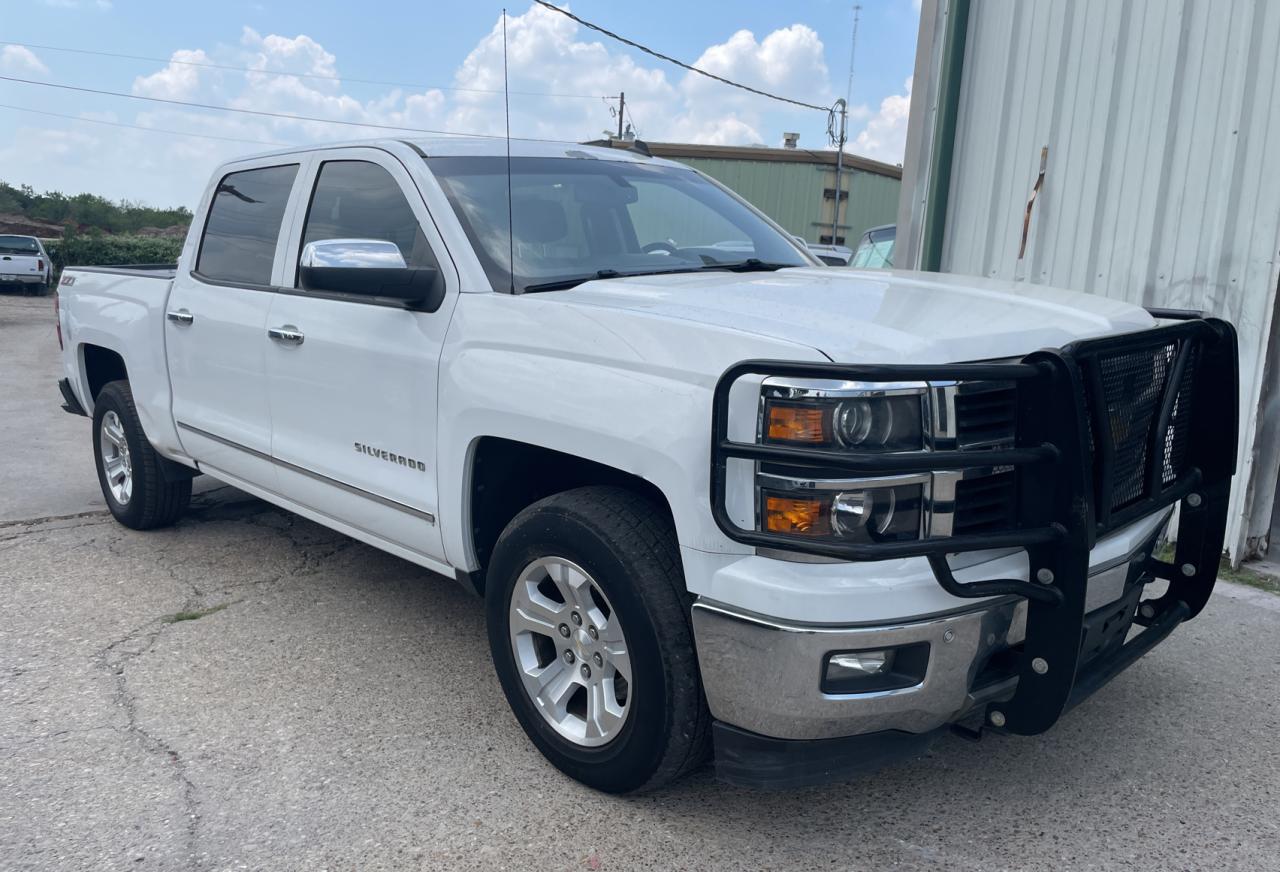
[462,436,678,595]
[79,343,128,406]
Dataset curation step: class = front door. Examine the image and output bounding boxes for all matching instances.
[167,161,302,487]
[265,149,457,563]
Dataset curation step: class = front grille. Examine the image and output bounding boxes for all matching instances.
[955,384,1017,447]
[1090,339,1198,515]
[952,470,1018,535]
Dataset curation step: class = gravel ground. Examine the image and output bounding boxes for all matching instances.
[2,294,1278,871]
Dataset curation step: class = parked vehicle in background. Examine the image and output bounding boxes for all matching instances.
[799,240,854,266]
[851,223,896,268]
[54,137,1239,794]
[0,235,52,295]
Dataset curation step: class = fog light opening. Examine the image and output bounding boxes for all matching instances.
[821,642,930,694]
[827,650,892,676]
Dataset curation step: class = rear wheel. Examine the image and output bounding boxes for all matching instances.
[92,380,191,529]
[485,486,710,793]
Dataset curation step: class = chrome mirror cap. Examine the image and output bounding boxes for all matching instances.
[299,239,407,270]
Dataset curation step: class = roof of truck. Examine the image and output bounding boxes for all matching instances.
[232,136,683,168]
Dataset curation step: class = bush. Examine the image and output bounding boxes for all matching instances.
[44,234,184,282]
[0,180,191,235]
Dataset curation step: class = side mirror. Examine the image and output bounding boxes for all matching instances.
[298,239,443,311]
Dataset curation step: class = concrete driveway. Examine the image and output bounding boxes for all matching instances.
[2,294,1278,870]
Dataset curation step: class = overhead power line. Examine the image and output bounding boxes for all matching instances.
[0,102,291,146]
[0,40,613,100]
[531,0,830,112]
[0,74,510,138]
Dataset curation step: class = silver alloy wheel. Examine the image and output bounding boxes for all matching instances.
[99,410,133,506]
[509,557,632,747]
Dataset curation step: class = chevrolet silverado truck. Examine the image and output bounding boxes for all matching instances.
[54,137,1239,792]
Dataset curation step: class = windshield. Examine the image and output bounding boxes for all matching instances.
[427,156,812,292]
[851,226,895,268]
[0,236,40,256]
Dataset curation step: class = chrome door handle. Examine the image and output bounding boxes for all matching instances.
[166,309,194,325]
[267,325,305,345]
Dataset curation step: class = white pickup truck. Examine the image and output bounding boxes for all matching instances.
[55,137,1238,792]
[1,234,53,295]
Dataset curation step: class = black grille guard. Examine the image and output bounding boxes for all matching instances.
[709,315,1239,735]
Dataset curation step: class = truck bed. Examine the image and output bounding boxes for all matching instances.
[67,264,178,280]
[58,264,179,452]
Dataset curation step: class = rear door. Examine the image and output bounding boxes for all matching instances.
[264,148,458,563]
[167,160,304,486]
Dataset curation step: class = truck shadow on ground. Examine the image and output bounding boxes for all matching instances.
[96,485,1262,866]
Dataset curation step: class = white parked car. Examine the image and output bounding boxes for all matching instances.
[0,234,53,295]
[55,137,1238,792]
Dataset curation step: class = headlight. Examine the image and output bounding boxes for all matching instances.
[760,475,926,544]
[763,392,924,451]
[745,376,1018,551]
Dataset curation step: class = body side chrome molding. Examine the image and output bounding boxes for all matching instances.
[177,421,436,524]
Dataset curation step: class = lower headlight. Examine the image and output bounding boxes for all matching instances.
[761,478,924,544]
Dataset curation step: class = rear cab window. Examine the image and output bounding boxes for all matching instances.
[196,164,299,285]
[0,235,40,255]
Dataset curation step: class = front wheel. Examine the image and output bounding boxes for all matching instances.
[485,486,710,793]
[92,380,191,529]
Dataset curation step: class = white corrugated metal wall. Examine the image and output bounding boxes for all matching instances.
[904,0,1280,560]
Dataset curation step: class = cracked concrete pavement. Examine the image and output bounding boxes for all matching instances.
[2,294,1279,871]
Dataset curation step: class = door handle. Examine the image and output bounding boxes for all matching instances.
[166,309,194,325]
[267,325,305,345]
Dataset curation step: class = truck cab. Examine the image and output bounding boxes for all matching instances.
[55,137,1238,792]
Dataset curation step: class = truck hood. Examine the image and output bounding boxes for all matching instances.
[552,267,1156,363]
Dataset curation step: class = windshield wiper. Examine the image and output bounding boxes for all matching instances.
[702,258,794,273]
[521,270,624,294]
[519,260,794,293]
[521,266,706,294]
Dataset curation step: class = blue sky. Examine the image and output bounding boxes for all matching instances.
[0,0,920,207]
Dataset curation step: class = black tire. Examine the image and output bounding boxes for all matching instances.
[92,380,191,530]
[485,486,710,794]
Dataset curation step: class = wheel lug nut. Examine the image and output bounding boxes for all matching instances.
[570,612,582,626]
[587,626,598,640]
[580,664,591,680]
[563,650,575,664]
[592,652,603,667]
[557,623,570,638]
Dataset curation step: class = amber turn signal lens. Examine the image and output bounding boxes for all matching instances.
[766,404,827,444]
[764,495,831,536]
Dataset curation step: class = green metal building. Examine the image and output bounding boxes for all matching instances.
[593,141,902,247]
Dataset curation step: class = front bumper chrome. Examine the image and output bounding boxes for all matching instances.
[691,598,1025,741]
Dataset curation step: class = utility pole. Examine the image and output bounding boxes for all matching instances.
[617,92,625,140]
[831,4,861,245]
[830,100,847,244]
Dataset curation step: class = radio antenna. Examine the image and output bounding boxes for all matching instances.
[503,8,517,294]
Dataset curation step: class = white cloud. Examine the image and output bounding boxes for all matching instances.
[851,76,912,164]
[680,25,830,108]
[444,6,833,149]
[132,50,211,100]
[0,45,50,76]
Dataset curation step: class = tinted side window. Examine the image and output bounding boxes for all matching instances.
[298,160,436,286]
[196,164,299,285]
